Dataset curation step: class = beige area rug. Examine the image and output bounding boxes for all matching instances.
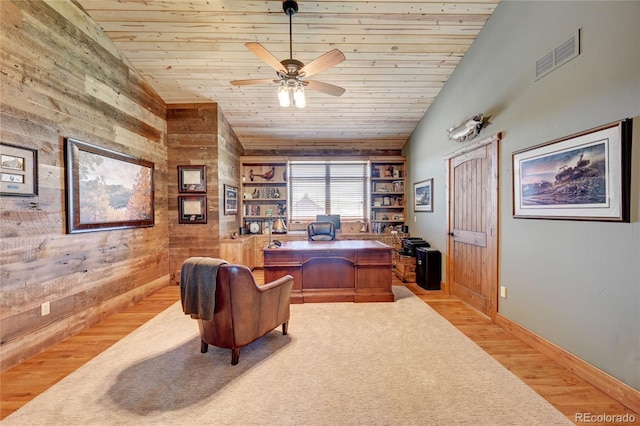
[3,286,572,426]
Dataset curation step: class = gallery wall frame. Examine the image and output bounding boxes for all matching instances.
[65,138,155,233]
[224,184,238,215]
[512,119,632,222]
[414,178,434,212]
[1,143,38,197]
[178,165,207,193]
[178,195,207,224]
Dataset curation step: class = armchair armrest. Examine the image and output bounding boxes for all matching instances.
[259,274,294,292]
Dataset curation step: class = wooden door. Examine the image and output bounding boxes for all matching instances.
[445,134,500,319]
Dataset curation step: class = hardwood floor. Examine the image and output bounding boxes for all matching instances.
[0,286,179,419]
[2,275,639,425]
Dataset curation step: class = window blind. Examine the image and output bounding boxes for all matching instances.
[289,161,369,221]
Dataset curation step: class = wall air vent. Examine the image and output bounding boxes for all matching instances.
[535,29,581,80]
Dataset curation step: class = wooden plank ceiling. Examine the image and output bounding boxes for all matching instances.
[76,0,500,153]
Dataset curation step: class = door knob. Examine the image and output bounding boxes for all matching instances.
[447,232,454,237]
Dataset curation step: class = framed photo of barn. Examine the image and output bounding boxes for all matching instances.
[512,119,632,222]
[65,138,155,233]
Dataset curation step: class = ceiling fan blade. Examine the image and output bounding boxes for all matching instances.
[230,78,276,86]
[305,80,346,97]
[245,42,286,73]
[300,49,345,78]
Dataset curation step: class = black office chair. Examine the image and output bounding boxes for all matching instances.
[307,222,336,241]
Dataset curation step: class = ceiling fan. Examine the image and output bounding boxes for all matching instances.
[230,0,346,107]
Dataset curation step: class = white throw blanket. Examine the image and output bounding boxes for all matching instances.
[180,257,228,321]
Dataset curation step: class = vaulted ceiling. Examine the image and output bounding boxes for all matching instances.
[77,1,500,154]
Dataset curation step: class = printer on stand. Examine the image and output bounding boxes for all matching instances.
[399,237,430,257]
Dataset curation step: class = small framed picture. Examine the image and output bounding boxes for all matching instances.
[224,184,238,215]
[178,195,207,224]
[178,165,206,193]
[1,143,38,197]
[414,178,433,212]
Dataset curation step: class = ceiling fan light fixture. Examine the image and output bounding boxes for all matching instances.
[293,84,306,108]
[277,82,291,107]
[277,81,306,109]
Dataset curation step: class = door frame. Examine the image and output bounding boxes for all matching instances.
[443,132,501,321]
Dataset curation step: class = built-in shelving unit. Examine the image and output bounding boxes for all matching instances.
[370,160,405,233]
[241,159,287,235]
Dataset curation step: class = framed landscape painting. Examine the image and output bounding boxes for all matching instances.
[414,178,433,212]
[512,119,632,222]
[65,138,155,233]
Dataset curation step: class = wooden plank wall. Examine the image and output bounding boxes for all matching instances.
[0,1,169,371]
[217,109,244,239]
[166,104,243,285]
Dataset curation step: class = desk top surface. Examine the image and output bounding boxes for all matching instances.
[263,239,391,252]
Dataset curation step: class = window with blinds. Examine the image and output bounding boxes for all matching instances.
[288,161,369,221]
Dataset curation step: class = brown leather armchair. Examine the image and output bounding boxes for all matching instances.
[182,261,293,365]
[307,221,336,241]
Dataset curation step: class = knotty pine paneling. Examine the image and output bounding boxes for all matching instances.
[0,1,169,371]
[76,0,499,153]
[166,103,243,285]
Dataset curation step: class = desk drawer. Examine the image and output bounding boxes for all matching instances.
[264,251,301,264]
[301,250,355,262]
[357,250,391,264]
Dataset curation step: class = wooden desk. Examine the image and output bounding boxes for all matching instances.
[263,240,394,303]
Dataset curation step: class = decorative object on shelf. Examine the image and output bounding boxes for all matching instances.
[231,231,238,239]
[272,218,287,234]
[414,178,434,213]
[64,138,154,233]
[247,220,262,234]
[253,166,276,181]
[224,184,238,215]
[177,165,206,193]
[513,119,632,222]
[1,143,38,197]
[178,195,207,224]
[447,113,489,143]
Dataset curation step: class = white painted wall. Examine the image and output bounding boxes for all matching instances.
[404,1,640,390]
